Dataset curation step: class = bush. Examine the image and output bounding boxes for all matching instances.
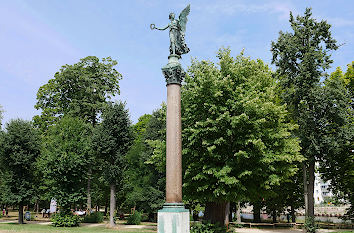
[83,211,104,223]
[190,221,227,233]
[51,212,81,227]
[304,216,318,233]
[126,211,142,225]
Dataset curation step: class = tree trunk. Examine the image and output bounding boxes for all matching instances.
[291,204,296,223]
[307,160,315,217]
[87,168,92,212]
[109,184,116,227]
[272,209,277,223]
[18,203,23,224]
[36,201,39,214]
[253,203,261,223]
[228,202,233,222]
[236,201,241,223]
[303,163,308,217]
[204,202,230,226]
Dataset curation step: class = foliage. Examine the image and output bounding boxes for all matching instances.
[34,56,122,131]
[39,116,92,212]
[182,48,303,205]
[92,101,133,226]
[271,7,340,219]
[190,221,227,233]
[51,212,81,227]
[319,68,354,218]
[126,211,142,225]
[93,101,134,185]
[83,211,104,223]
[264,170,304,221]
[304,216,318,233]
[271,8,339,115]
[0,119,40,206]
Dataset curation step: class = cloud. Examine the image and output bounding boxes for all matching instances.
[195,0,296,20]
[327,17,354,27]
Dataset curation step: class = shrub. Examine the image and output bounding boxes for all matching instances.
[304,216,318,233]
[126,211,142,225]
[51,212,81,227]
[190,221,227,233]
[83,211,104,223]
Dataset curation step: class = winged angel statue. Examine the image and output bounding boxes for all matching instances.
[151,5,190,56]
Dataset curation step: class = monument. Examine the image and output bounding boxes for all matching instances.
[151,4,190,233]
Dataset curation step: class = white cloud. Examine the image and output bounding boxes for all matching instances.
[195,0,296,20]
[327,17,354,27]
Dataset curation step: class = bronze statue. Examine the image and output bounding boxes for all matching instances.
[151,5,190,56]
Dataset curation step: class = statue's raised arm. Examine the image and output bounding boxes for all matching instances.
[151,4,190,56]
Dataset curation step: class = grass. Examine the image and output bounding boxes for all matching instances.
[0,222,154,233]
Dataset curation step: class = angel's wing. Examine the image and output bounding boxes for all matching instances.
[178,4,190,33]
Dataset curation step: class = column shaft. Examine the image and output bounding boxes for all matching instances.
[166,83,182,203]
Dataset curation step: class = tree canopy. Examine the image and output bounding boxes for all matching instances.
[0,119,41,223]
[182,49,303,204]
[271,8,340,221]
[34,56,122,130]
[39,116,92,213]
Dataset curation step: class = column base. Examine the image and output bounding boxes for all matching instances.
[158,203,190,233]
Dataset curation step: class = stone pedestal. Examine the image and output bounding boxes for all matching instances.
[158,55,190,233]
[158,203,190,233]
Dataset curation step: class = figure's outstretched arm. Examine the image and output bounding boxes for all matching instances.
[151,24,169,30]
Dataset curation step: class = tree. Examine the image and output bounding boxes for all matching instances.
[271,8,339,222]
[182,49,303,226]
[343,62,354,96]
[319,69,353,218]
[0,119,41,224]
[39,116,92,213]
[34,56,122,210]
[92,102,133,227]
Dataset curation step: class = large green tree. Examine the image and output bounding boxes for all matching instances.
[34,56,122,210]
[92,102,133,227]
[182,49,303,226]
[39,116,92,213]
[0,119,41,224]
[319,68,354,218]
[271,8,339,221]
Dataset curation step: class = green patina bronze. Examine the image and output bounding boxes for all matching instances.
[151,5,191,85]
[151,4,190,56]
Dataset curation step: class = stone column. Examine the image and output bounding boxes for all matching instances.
[158,55,190,233]
[166,83,182,203]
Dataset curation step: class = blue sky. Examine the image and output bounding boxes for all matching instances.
[0,0,353,126]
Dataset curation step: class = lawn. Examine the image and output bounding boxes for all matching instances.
[0,223,155,233]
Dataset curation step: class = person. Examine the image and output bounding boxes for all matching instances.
[2,209,5,216]
[5,208,8,217]
[286,211,290,223]
[46,209,50,218]
[41,208,45,218]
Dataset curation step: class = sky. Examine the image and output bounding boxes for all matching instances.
[0,0,353,126]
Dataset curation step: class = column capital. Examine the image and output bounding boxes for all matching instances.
[162,55,185,85]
